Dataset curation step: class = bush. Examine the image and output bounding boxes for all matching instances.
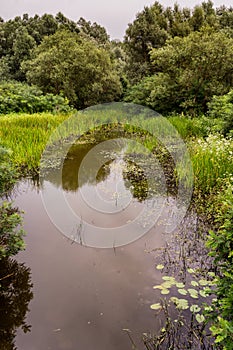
[0,145,25,259]
[0,81,72,114]
[208,90,233,135]
[0,203,25,259]
[206,179,233,349]
[0,146,17,194]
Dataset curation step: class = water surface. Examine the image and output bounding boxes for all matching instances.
[14,142,175,350]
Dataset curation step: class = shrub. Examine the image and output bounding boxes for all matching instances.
[0,81,72,114]
[208,90,233,135]
[0,145,25,259]
[207,179,233,349]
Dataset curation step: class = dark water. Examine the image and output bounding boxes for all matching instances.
[11,141,177,350]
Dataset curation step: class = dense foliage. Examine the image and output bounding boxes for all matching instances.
[0,146,25,259]
[0,1,232,347]
[207,179,233,348]
[208,89,233,135]
[22,30,122,109]
[124,1,233,83]
[0,81,71,114]
[125,29,233,114]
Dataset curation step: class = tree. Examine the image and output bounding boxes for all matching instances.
[125,29,233,114]
[77,17,109,45]
[123,1,233,84]
[124,1,169,83]
[22,30,122,108]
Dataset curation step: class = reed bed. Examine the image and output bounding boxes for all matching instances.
[0,113,69,171]
[189,134,233,194]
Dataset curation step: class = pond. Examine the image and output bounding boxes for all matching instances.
[12,140,179,350]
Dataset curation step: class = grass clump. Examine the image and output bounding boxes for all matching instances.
[0,113,70,171]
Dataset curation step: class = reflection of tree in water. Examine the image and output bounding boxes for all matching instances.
[43,125,178,200]
[0,258,33,350]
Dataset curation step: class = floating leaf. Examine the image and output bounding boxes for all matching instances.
[190,305,201,313]
[161,289,170,295]
[187,268,195,274]
[156,264,164,270]
[191,281,199,287]
[199,290,208,298]
[175,282,185,288]
[162,276,175,281]
[188,288,199,299]
[161,281,173,289]
[178,289,188,295]
[199,279,209,286]
[150,303,162,310]
[196,314,205,323]
[175,298,189,310]
[170,297,179,303]
[153,285,164,290]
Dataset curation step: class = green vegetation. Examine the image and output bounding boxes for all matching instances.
[0,1,233,348]
[0,113,69,171]
[22,30,122,109]
[0,81,71,114]
[0,146,25,259]
[125,29,233,114]
[206,180,233,348]
[208,89,233,135]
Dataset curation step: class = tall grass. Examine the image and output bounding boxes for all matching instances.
[190,134,233,194]
[0,113,69,171]
[169,115,224,139]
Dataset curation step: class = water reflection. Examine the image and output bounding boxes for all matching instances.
[42,140,173,200]
[0,258,33,350]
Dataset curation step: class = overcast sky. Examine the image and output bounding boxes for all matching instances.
[1,0,232,39]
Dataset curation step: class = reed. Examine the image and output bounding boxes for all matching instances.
[0,113,69,171]
[189,134,233,194]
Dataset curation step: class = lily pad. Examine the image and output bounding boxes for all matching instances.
[156,264,164,270]
[196,314,205,323]
[175,298,189,310]
[188,288,199,299]
[153,285,164,290]
[175,282,185,288]
[191,281,199,287]
[178,289,188,295]
[199,279,209,286]
[190,305,201,313]
[150,303,162,310]
[161,289,170,295]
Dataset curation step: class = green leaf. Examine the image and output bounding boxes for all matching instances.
[161,281,173,289]
[199,279,209,286]
[150,303,162,310]
[175,298,189,310]
[188,288,199,299]
[190,305,201,313]
[177,289,188,295]
[153,285,164,290]
[199,290,208,298]
[187,268,195,274]
[156,264,164,270]
[196,314,205,323]
[161,289,170,295]
[191,281,199,287]
[175,282,185,288]
[162,276,175,281]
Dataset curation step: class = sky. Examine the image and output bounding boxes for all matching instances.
[1,0,232,39]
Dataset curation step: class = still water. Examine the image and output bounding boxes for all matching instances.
[13,142,175,350]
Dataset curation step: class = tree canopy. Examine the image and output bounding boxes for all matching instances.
[125,29,233,114]
[22,30,122,108]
